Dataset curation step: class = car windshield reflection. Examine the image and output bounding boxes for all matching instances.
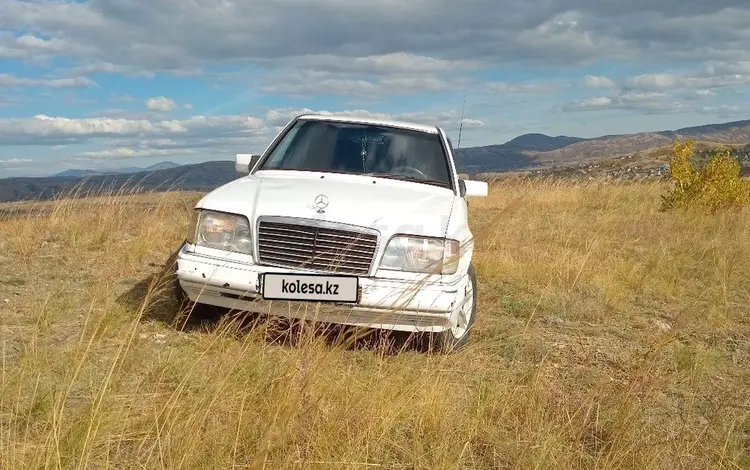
[258,119,453,188]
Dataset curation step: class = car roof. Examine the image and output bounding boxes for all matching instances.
[296,113,440,134]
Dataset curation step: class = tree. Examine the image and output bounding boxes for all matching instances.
[661,140,750,213]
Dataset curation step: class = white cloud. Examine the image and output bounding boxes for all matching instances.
[0,114,266,146]
[10,34,69,54]
[695,89,716,97]
[625,64,750,92]
[0,73,96,89]
[566,96,613,110]
[699,104,747,118]
[699,61,750,76]
[62,61,155,79]
[514,11,634,64]
[486,81,559,94]
[80,148,197,159]
[0,33,91,63]
[626,73,682,90]
[619,91,668,102]
[562,93,685,114]
[583,75,616,89]
[264,107,484,133]
[31,107,480,164]
[0,158,33,166]
[273,53,473,76]
[461,118,484,127]
[257,66,461,97]
[145,96,177,112]
[562,60,750,114]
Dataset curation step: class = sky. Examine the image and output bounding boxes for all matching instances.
[1,0,749,178]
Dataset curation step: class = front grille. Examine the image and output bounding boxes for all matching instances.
[257,218,378,276]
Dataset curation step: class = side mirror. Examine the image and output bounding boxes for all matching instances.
[459,179,488,198]
[235,153,260,174]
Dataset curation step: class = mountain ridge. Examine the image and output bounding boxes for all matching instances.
[55,161,181,178]
[533,119,750,163]
[502,133,587,151]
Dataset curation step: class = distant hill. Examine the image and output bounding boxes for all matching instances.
[55,169,102,178]
[54,161,181,178]
[2,118,749,203]
[453,133,589,172]
[530,119,750,163]
[452,118,750,171]
[503,133,587,151]
[0,161,237,203]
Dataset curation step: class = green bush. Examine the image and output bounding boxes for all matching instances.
[661,139,750,213]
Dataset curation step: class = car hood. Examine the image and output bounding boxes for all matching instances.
[196,171,456,238]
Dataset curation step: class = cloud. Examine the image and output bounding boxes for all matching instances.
[263,108,483,133]
[460,118,484,127]
[583,75,617,89]
[513,11,633,64]
[694,89,716,97]
[564,96,613,111]
[625,73,682,91]
[563,59,750,114]
[699,61,750,76]
[625,63,750,92]
[0,73,96,89]
[259,73,455,97]
[0,32,92,64]
[3,0,750,76]
[79,148,197,159]
[145,96,177,112]
[0,158,34,167]
[254,54,471,97]
[562,92,685,114]
[486,81,559,94]
[61,61,155,79]
[0,114,266,146]
[271,53,473,76]
[698,104,747,118]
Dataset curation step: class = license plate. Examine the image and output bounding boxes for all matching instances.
[262,273,359,303]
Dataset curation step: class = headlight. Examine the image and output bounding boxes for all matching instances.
[186,209,253,255]
[379,236,459,275]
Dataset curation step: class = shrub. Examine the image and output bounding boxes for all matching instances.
[661,139,750,213]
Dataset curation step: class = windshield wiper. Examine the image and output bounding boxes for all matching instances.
[364,173,450,188]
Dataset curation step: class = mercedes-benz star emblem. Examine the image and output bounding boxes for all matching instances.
[312,194,329,213]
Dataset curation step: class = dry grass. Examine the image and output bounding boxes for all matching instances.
[0,179,748,469]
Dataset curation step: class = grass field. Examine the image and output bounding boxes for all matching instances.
[0,179,748,469]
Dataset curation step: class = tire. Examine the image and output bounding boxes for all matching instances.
[429,263,477,353]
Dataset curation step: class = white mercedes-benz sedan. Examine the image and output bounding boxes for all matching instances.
[172,113,488,351]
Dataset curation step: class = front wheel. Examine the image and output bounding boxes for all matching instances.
[428,263,477,353]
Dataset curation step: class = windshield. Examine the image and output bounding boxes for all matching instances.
[258,119,453,188]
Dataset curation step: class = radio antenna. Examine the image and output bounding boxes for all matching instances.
[457,92,466,149]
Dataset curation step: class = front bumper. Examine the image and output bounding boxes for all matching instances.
[174,244,464,333]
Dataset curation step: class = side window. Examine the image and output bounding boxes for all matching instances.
[262,122,303,168]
